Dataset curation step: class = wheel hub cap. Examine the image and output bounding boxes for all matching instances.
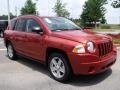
[8,45,13,58]
[50,57,65,78]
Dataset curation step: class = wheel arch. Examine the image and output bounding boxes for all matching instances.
[46,47,73,73]
[4,39,11,47]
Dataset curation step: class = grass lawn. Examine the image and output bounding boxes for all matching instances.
[91,24,120,46]
[93,29,115,32]
[108,24,120,29]
[92,24,120,32]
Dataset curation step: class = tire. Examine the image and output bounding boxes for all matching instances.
[7,43,17,60]
[48,53,71,82]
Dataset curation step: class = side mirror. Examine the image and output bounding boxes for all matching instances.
[32,27,43,34]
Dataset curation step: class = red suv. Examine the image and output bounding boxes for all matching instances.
[4,15,117,82]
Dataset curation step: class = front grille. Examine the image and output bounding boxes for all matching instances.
[98,41,113,57]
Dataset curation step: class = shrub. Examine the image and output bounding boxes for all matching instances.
[113,39,120,45]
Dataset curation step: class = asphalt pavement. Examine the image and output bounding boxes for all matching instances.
[0,38,120,90]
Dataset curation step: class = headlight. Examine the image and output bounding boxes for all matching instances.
[72,44,85,53]
[87,41,95,53]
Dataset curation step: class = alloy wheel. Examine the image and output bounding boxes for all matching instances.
[50,57,65,78]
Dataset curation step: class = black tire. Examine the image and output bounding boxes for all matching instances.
[7,43,17,60]
[48,53,71,82]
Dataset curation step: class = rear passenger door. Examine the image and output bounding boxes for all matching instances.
[13,18,27,54]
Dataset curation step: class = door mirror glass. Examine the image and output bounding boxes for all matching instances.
[32,26,40,31]
[32,27,43,34]
[32,27,43,33]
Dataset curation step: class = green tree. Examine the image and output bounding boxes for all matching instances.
[0,13,16,20]
[80,0,107,27]
[111,0,120,8]
[70,18,81,26]
[53,0,70,18]
[101,16,107,24]
[21,0,36,15]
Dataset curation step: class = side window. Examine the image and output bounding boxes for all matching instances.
[26,19,41,32]
[15,19,26,32]
[10,20,16,30]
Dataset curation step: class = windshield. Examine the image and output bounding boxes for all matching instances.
[42,17,81,31]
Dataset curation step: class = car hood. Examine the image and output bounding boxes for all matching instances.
[51,30,111,43]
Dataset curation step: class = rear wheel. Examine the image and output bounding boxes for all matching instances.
[48,53,71,82]
[7,43,17,60]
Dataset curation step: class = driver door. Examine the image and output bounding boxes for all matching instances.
[23,19,44,60]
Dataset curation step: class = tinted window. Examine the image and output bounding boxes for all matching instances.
[26,19,40,32]
[10,20,16,30]
[15,19,26,32]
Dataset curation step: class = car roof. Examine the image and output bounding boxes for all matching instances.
[11,15,62,21]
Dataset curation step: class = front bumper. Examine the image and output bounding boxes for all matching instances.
[68,47,117,75]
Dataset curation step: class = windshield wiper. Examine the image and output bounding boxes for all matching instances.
[52,28,81,31]
[52,29,69,31]
[52,29,62,31]
[70,28,81,30]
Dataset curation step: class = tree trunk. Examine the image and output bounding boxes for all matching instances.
[94,21,97,29]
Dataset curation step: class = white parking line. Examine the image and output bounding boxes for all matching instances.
[0,49,7,51]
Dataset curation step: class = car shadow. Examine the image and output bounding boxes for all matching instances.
[9,56,112,86]
[16,56,50,76]
[69,69,112,86]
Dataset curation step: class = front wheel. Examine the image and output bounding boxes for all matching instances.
[48,53,71,82]
[7,43,17,60]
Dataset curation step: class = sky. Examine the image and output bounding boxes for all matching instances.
[0,0,120,24]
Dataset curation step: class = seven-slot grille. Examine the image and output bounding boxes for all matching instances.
[98,41,113,57]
